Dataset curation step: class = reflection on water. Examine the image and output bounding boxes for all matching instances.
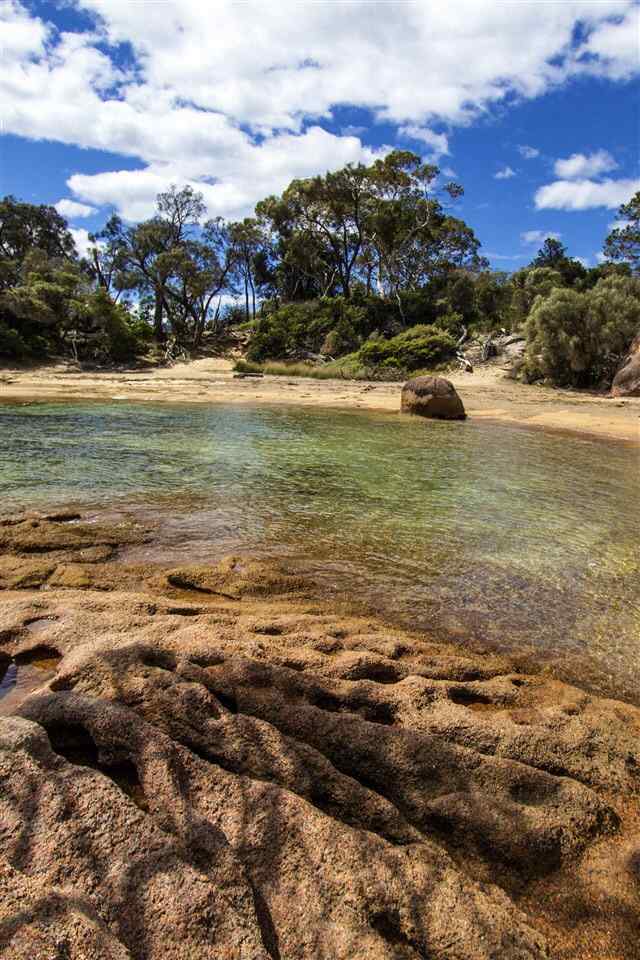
[2,400,639,699]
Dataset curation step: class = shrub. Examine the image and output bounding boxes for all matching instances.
[83,290,144,362]
[0,320,31,359]
[247,297,369,362]
[357,324,456,374]
[524,275,640,387]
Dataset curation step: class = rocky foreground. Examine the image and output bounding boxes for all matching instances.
[0,512,639,959]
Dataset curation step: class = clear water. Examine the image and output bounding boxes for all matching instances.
[2,400,639,700]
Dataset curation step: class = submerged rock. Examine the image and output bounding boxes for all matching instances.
[401,376,466,420]
[611,331,640,397]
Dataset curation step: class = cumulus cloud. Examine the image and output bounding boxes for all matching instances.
[1,0,638,219]
[495,166,516,180]
[553,149,618,179]
[521,230,562,244]
[535,177,640,211]
[399,126,450,158]
[518,145,540,159]
[67,127,387,221]
[576,5,640,80]
[55,198,97,219]
[69,227,96,258]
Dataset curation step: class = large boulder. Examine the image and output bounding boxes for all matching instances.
[401,375,466,420]
[611,332,640,397]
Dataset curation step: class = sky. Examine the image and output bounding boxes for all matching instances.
[1,0,639,270]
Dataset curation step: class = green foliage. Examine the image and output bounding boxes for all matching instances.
[530,238,586,286]
[247,297,369,361]
[524,275,640,387]
[0,196,76,291]
[0,249,146,362]
[0,320,33,359]
[604,191,640,273]
[357,324,456,375]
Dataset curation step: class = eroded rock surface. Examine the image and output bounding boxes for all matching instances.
[611,331,640,398]
[1,512,639,959]
[401,376,466,420]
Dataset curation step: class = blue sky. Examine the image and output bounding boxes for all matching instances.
[1,1,638,269]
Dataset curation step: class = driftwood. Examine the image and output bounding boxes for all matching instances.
[456,351,474,373]
[481,335,495,362]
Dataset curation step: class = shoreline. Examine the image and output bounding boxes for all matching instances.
[2,357,639,444]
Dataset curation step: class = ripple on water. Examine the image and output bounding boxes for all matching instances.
[1,400,638,700]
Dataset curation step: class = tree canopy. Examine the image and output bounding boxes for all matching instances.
[1,160,638,389]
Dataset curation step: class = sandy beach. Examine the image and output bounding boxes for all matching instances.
[1,357,639,444]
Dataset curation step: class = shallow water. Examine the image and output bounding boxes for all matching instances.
[2,400,639,699]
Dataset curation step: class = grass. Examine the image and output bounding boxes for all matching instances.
[235,355,368,380]
[233,355,446,382]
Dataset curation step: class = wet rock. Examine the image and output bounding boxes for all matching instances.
[611,331,640,397]
[401,376,466,420]
[166,556,307,599]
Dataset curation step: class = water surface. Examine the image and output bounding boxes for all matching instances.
[2,400,638,700]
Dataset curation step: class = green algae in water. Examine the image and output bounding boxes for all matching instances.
[2,400,639,699]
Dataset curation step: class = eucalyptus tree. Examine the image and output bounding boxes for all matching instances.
[0,196,76,289]
[228,218,264,320]
[604,191,640,273]
[159,217,236,346]
[95,186,208,338]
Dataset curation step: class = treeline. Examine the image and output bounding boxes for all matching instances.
[0,151,638,387]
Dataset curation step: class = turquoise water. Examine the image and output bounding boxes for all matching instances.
[2,400,639,699]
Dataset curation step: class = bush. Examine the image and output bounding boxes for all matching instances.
[83,290,145,362]
[357,324,456,374]
[247,297,370,362]
[524,275,640,387]
[0,320,32,359]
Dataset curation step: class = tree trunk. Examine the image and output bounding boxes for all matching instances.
[153,285,164,340]
[250,275,256,319]
[244,277,249,321]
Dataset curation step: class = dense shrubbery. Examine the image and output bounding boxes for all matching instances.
[0,251,148,362]
[524,276,640,387]
[246,298,371,361]
[357,325,457,375]
[1,179,638,382]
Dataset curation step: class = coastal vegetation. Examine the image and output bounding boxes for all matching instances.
[1,155,638,389]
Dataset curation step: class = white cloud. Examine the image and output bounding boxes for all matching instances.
[55,198,97,219]
[576,6,640,80]
[69,227,97,258]
[441,167,457,178]
[535,177,640,211]
[608,218,632,231]
[399,126,450,158]
[67,128,387,221]
[1,0,638,219]
[575,256,590,267]
[553,149,618,179]
[518,145,540,159]
[495,166,516,180]
[521,230,562,245]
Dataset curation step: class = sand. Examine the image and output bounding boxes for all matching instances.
[1,357,639,444]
